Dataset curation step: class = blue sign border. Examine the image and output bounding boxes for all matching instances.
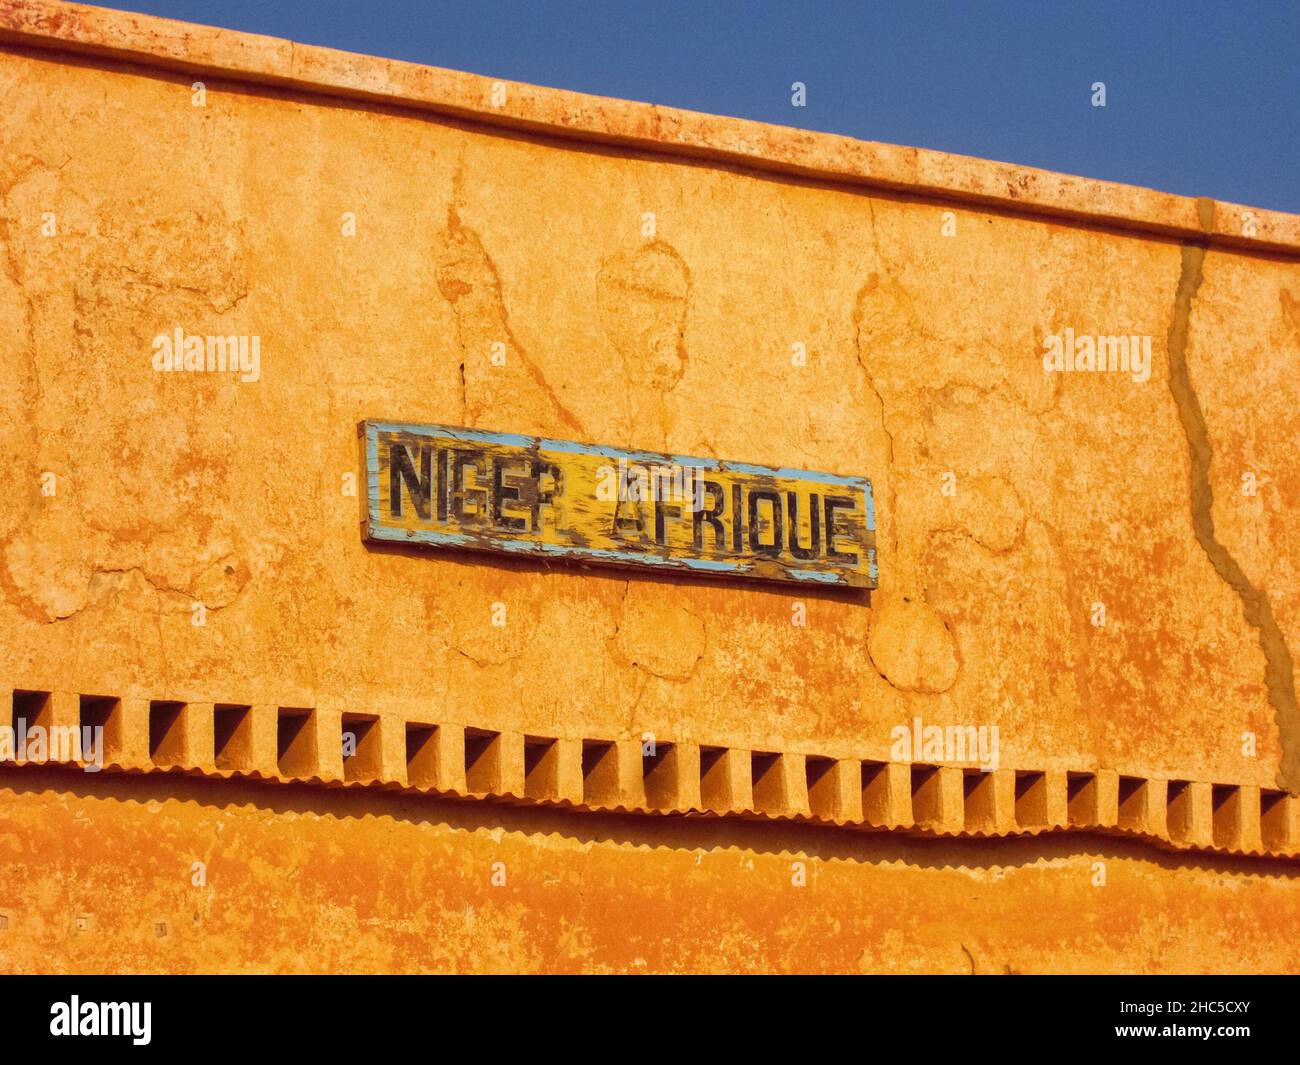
[361,420,877,587]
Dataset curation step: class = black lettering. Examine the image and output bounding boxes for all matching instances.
[389,442,432,520]
[748,489,783,557]
[452,449,489,523]
[530,460,562,532]
[621,463,646,502]
[654,475,683,545]
[436,447,449,522]
[612,497,648,541]
[492,457,527,531]
[787,491,821,560]
[824,495,859,562]
[693,480,727,552]
[732,483,744,552]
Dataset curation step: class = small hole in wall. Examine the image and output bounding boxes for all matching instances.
[405,723,438,788]
[149,701,185,766]
[277,708,316,777]
[581,740,619,805]
[213,705,253,771]
[524,735,559,801]
[342,713,382,782]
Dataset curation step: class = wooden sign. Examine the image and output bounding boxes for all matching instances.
[360,421,877,588]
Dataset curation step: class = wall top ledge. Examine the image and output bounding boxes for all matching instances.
[2,0,1299,256]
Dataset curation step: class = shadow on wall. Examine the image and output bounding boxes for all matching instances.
[363,538,871,606]
[2,762,1296,880]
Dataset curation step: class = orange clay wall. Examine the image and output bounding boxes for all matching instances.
[1,1,1298,973]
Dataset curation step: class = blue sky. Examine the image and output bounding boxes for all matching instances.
[103,1,1300,213]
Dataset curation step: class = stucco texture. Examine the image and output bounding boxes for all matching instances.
[0,1,1298,973]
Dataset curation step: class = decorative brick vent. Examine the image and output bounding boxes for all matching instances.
[0,687,1295,859]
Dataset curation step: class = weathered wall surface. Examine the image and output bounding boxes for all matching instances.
[4,768,1300,975]
[0,1,1298,973]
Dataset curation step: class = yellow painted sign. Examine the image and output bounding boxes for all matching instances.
[361,421,877,588]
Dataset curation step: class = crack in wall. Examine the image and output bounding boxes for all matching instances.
[851,285,897,560]
[0,157,44,556]
[436,202,584,436]
[595,239,690,447]
[37,561,251,626]
[606,578,706,683]
[1166,197,1300,794]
